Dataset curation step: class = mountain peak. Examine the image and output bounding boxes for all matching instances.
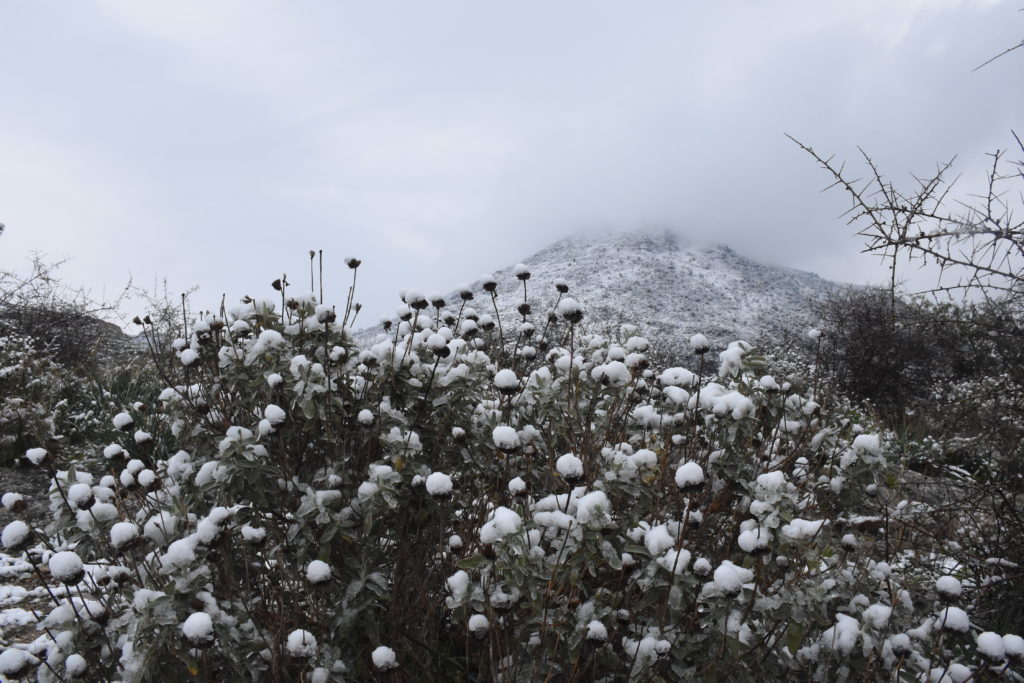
[362,229,837,349]
[477,229,836,347]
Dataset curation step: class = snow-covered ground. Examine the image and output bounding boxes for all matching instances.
[0,551,48,647]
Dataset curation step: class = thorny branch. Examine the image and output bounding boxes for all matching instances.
[788,133,1024,313]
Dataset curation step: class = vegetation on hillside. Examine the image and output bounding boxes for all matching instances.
[0,137,1021,681]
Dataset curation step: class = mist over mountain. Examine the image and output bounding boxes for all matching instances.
[380,229,839,350]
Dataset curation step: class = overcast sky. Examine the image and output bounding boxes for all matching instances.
[1,1,1021,327]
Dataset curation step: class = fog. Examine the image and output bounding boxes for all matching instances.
[1,1,1020,325]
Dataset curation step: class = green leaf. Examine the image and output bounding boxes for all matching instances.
[601,541,623,570]
[301,397,316,419]
[786,622,804,655]
[457,554,491,569]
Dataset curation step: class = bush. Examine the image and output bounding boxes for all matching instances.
[0,332,127,468]
[0,255,133,373]
[2,268,1022,682]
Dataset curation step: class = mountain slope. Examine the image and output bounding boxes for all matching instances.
[360,229,838,351]
[445,230,835,348]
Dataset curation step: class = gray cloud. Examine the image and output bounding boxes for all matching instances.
[0,1,1019,325]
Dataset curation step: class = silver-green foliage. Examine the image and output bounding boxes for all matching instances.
[5,275,1021,682]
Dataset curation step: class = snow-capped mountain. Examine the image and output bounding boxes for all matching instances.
[368,229,838,350]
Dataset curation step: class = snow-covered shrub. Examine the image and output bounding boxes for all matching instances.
[4,266,1022,681]
[0,330,139,466]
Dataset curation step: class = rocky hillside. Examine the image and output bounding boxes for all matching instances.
[367,229,839,351]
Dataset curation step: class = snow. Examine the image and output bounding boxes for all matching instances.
[137,469,156,488]
[575,490,611,526]
[591,361,631,385]
[267,372,283,387]
[264,404,286,425]
[942,664,973,683]
[556,297,581,318]
[0,648,36,677]
[479,506,522,544]
[195,460,224,486]
[241,525,266,543]
[658,548,692,574]
[163,536,198,567]
[182,612,214,645]
[977,631,1006,660]
[937,606,971,632]
[780,518,825,541]
[662,386,689,405]
[357,409,374,425]
[2,521,30,550]
[25,447,48,465]
[425,472,454,496]
[737,527,772,554]
[1003,634,1024,660]
[821,613,859,656]
[144,513,178,545]
[371,645,398,670]
[410,231,834,353]
[133,429,152,443]
[755,471,787,492]
[555,453,584,480]
[65,653,87,676]
[718,341,751,377]
[110,522,140,549]
[286,629,318,657]
[468,613,490,635]
[49,551,84,583]
[690,334,710,353]
[67,482,93,508]
[448,534,463,550]
[447,570,470,605]
[586,620,608,641]
[707,390,755,419]
[249,330,285,360]
[1,492,24,510]
[494,368,519,390]
[306,560,331,584]
[0,605,36,629]
[692,557,712,576]
[508,476,527,495]
[889,633,912,656]
[625,336,648,353]
[180,348,199,365]
[103,444,124,459]
[660,367,697,387]
[112,412,134,429]
[492,426,520,450]
[713,560,753,595]
[936,575,962,598]
[426,333,448,352]
[644,525,675,556]
[852,434,881,455]
[863,604,892,629]
[675,461,704,489]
